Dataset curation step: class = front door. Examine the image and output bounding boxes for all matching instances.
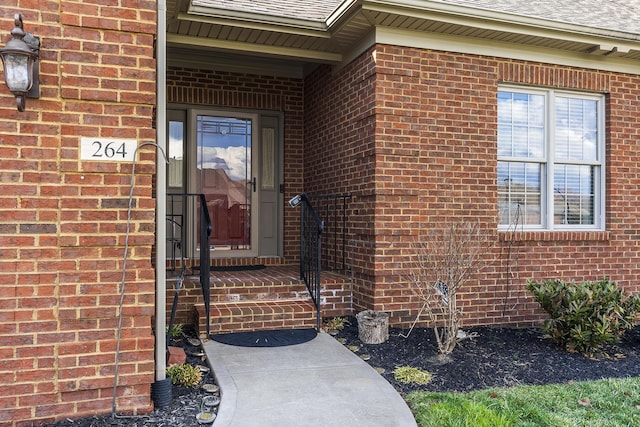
[192,112,256,256]
[168,108,282,260]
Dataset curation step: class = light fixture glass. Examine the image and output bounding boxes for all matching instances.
[0,14,39,112]
[2,54,31,92]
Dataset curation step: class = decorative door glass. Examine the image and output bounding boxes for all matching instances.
[196,116,252,251]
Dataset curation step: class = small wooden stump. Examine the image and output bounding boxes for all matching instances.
[356,310,389,344]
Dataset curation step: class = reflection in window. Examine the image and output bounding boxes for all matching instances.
[196,116,252,251]
[498,162,542,226]
[168,121,184,188]
[554,165,595,225]
[497,88,603,230]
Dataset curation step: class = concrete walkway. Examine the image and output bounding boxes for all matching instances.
[202,331,418,427]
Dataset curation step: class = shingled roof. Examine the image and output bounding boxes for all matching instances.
[192,0,640,36]
[170,0,640,72]
[440,0,640,37]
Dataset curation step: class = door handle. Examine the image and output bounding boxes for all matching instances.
[252,177,256,192]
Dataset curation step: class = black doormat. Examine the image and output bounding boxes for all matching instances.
[211,264,266,272]
[210,328,317,347]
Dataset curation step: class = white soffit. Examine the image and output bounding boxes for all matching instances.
[166,33,343,63]
[166,47,307,78]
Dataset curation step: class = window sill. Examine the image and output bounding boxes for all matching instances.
[498,230,610,242]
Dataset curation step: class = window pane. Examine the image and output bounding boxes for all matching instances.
[497,161,542,226]
[498,88,602,230]
[497,91,544,159]
[555,97,598,162]
[554,165,595,225]
[168,121,184,188]
[498,124,513,157]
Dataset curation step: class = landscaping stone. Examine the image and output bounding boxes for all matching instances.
[168,346,187,365]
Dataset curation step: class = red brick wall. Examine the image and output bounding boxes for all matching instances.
[372,47,500,326]
[0,3,157,426]
[304,44,640,328]
[304,51,379,313]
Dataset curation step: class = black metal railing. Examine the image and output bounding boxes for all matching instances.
[166,193,212,337]
[296,194,324,331]
[308,194,352,272]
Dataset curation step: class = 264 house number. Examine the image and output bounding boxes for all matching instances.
[91,140,128,159]
[81,138,137,161]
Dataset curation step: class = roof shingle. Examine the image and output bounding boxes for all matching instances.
[438,0,640,36]
[193,0,640,36]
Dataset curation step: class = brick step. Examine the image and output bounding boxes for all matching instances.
[175,264,353,337]
[209,281,310,303]
[193,299,317,337]
[178,265,309,303]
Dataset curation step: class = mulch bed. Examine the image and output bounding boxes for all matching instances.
[335,318,640,396]
[45,321,640,426]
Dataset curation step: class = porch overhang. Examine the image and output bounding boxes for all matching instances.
[166,33,343,64]
[166,0,640,74]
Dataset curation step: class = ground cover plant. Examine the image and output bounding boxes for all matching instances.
[166,363,203,387]
[394,366,433,385]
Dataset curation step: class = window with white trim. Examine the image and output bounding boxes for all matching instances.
[497,87,605,230]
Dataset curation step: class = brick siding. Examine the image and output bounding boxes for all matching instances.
[0,3,157,426]
[304,44,640,328]
[305,52,379,315]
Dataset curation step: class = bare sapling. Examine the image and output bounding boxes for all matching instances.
[406,220,491,356]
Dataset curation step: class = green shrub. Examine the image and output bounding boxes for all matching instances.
[527,278,640,355]
[166,364,202,387]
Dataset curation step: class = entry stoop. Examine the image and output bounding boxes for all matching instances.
[193,300,318,338]
[192,265,319,339]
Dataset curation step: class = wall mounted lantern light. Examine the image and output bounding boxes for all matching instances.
[0,14,40,112]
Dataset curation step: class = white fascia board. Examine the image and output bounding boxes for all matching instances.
[167,33,343,63]
[364,0,640,43]
[176,12,331,38]
[326,0,360,28]
[187,3,328,31]
[375,26,640,75]
[185,0,361,35]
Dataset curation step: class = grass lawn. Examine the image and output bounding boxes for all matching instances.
[407,377,640,427]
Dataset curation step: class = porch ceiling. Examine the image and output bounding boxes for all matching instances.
[165,0,640,74]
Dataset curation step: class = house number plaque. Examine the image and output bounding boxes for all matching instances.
[81,138,138,161]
